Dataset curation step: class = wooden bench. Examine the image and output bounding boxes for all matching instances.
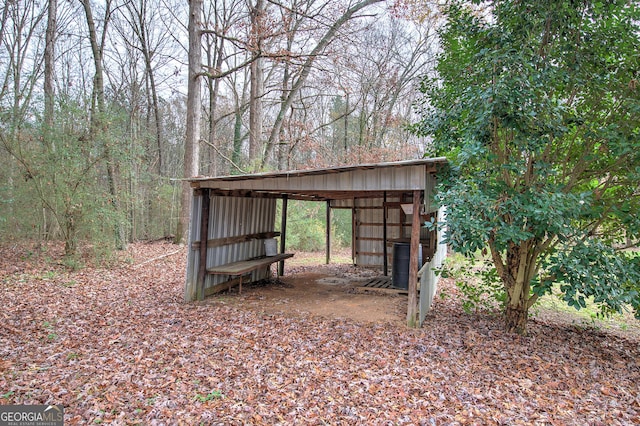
[206,253,294,294]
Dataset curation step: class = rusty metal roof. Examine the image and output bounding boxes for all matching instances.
[189,158,447,201]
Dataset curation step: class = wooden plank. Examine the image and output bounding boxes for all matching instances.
[388,238,431,245]
[196,190,210,301]
[204,276,244,296]
[359,222,404,227]
[352,207,356,260]
[354,251,384,256]
[325,201,331,265]
[356,276,423,295]
[356,237,385,242]
[207,253,294,275]
[407,190,421,328]
[371,279,386,288]
[355,286,408,295]
[279,196,288,276]
[383,191,388,276]
[360,277,392,288]
[191,231,281,250]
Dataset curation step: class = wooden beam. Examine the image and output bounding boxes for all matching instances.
[355,236,385,242]
[351,206,356,261]
[383,191,388,276]
[207,254,294,275]
[407,190,421,328]
[203,276,245,296]
[279,195,288,276]
[357,286,408,296]
[191,231,281,249]
[355,251,386,256]
[326,201,331,265]
[196,189,210,301]
[349,205,384,210]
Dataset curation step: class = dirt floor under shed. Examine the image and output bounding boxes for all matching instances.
[201,250,640,339]
[205,256,410,325]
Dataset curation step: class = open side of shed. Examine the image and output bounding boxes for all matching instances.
[185,158,448,327]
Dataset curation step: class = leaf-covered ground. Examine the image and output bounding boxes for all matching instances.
[1,242,639,425]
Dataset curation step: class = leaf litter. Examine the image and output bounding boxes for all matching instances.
[0,241,638,425]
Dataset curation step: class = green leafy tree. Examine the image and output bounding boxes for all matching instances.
[3,98,129,258]
[414,0,640,334]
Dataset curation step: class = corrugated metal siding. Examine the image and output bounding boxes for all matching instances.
[337,194,422,270]
[185,193,278,301]
[331,199,355,208]
[353,195,415,270]
[419,206,448,325]
[386,196,403,242]
[206,196,277,292]
[354,198,384,268]
[184,194,202,301]
[193,162,437,194]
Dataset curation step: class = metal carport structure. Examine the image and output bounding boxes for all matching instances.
[185,158,448,327]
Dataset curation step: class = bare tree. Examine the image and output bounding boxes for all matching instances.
[202,0,245,176]
[43,0,57,137]
[0,0,442,250]
[176,0,203,244]
[116,0,173,175]
[195,0,387,171]
[248,0,265,170]
[0,0,46,132]
[0,0,46,237]
[80,0,127,250]
[261,0,384,168]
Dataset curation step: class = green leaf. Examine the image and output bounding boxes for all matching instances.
[414,0,640,332]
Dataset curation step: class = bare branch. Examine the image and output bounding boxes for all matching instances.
[200,138,247,174]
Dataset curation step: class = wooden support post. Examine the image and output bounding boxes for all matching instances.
[407,190,421,328]
[196,189,210,301]
[326,201,331,265]
[279,195,288,276]
[383,191,388,276]
[351,205,356,263]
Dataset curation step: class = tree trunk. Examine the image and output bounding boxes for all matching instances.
[248,0,264,170]
[344,91,349,153]
[276,8,297,170]
[142,31,163,176]
[205,30,225,176]
[505,303,528,335]
[81,0,127,250]
[44,0,57,135]
[232,106,244,167]
[501,241,539,335]
[42,0,57,240]
[64,205,79,258]
[176,0,203,244]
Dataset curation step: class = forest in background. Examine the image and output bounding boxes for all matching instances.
[0,0,438,256]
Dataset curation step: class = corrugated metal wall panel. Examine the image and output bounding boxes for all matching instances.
[196,163,431,193]
[352,195,419,269]
[206,196,278,292]
[354,198,383,269]
[185,194,278,300]
[419,206,448,325]
[330,199,355,208]
[184,193,202,301]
